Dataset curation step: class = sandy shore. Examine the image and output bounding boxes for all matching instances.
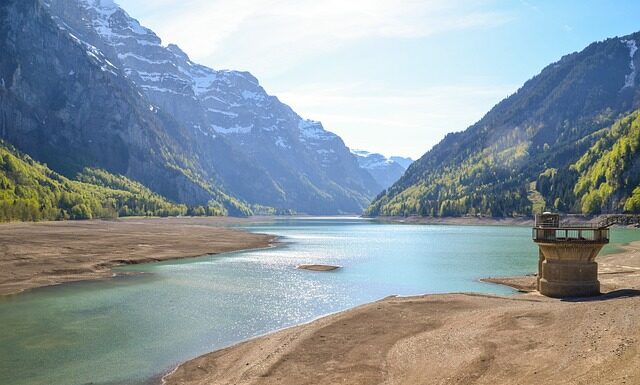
[164,241,640,385]
[0,217,275,296]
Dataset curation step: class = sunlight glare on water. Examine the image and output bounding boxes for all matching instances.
[0,218,638,385]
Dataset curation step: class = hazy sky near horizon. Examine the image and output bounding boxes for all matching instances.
[117,0,640,159]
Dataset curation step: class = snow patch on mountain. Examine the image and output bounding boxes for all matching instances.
[177,62,218,97]
[299,119,333,141]
[211,124,253,135]
[275,137,290,149]
[351,150,411,189]
[352,150,413,170]
[138,85,181,95]
[241,90,265,101]
[117,52,171,65]
[207,108,238,117]
[390,156,413,169]
[79,0,150,40]
[351,150,395,169]
[66,31,118,75]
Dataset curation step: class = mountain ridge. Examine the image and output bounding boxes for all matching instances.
[351,150,412,189]
[42,0,381,214]
[367,31,640,217]
[0,0,236,211]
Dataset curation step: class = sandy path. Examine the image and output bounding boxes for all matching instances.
[164,242,640,385]
[0,217,275,295]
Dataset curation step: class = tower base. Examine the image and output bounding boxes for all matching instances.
[538,258,600,298]
[539,278,600,298]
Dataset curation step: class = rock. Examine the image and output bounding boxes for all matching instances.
[297,264,341,272]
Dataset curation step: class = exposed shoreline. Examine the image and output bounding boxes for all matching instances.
[3,216,640,384]
[374,214,640,227]
[375,215,535,226]
[163,241,640,385]
[0,217,276,296]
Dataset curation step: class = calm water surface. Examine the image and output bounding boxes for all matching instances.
[1,218,638,385]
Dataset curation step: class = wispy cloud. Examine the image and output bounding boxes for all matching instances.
[116,0,516,157]
[119,0,514,75]
[273,82,516,158]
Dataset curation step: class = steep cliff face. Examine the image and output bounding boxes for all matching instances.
[42,0,381,214]
[0,0,237,208]
[368,32,640,217]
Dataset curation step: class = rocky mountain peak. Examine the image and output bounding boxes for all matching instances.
[39,0,383,214]
[351,150,412,189]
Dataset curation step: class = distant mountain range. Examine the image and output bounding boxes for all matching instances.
[0,0,411,218]
[368,32,640,217]
[351,150,412,189]
[389,156,413,170]
[12,0,638,220]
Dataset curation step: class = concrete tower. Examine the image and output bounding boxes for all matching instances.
[533,213,609,298]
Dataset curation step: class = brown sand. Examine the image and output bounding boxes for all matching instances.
[297,264,341,271]
[164,241,640,385]
[481,275,538,292]
[0,217,275,296]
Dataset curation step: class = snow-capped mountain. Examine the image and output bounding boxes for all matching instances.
[351,150,412,189]
[1,0,237,210]
[42,0,381,214]
[389,156,413,169]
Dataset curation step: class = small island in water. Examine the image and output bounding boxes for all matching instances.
[297,264,342,271]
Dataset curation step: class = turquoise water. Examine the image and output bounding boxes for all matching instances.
[0,218,638,385]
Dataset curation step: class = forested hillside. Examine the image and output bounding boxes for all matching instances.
[538,109,640,214]
[367,33,640,217]
[0,142,190,221]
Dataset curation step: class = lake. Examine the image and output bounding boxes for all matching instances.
[1,218,638,385]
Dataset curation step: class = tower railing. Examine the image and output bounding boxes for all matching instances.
[532,227,609,243]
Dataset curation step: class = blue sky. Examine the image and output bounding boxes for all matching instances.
[117,0,640,159]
